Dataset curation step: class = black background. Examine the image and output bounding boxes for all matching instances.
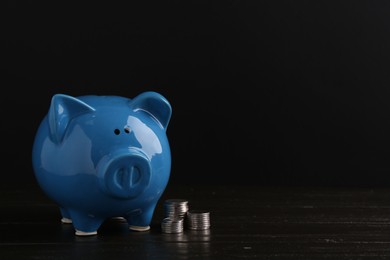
[5,1,390,187]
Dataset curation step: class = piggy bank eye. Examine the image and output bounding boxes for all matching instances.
[124,127,131,134]
[114,129,120,135]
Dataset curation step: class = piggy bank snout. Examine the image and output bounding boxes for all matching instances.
[97,149,152,199]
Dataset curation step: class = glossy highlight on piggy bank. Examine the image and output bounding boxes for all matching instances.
[32,91,172,236]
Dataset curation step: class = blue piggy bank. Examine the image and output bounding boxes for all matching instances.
[32,91,172,236]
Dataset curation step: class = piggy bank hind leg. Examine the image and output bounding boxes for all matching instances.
[60,207,73,224]
[63,209,105,236]
[125,204,157,232]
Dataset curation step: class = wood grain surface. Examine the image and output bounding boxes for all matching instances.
[1,182,390,259]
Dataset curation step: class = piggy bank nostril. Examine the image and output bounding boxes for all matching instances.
[114,168,127,188]
[130,167,141,185]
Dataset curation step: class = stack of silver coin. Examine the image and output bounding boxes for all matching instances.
[161,199,211,233]
[163,199,189,219]
[161,199,188,234]
[186,210,211,230]
[161,217,184,233]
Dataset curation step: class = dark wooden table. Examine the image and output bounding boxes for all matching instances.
[2,181,390,259]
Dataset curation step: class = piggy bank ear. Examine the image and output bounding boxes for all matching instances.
[131,91,172,130]
[48,94,95,143]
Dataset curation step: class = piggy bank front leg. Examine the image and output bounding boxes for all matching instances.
[67,209,105,236]
[125,204,157,231]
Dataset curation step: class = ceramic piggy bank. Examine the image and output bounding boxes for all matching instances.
[32,91,172,236]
